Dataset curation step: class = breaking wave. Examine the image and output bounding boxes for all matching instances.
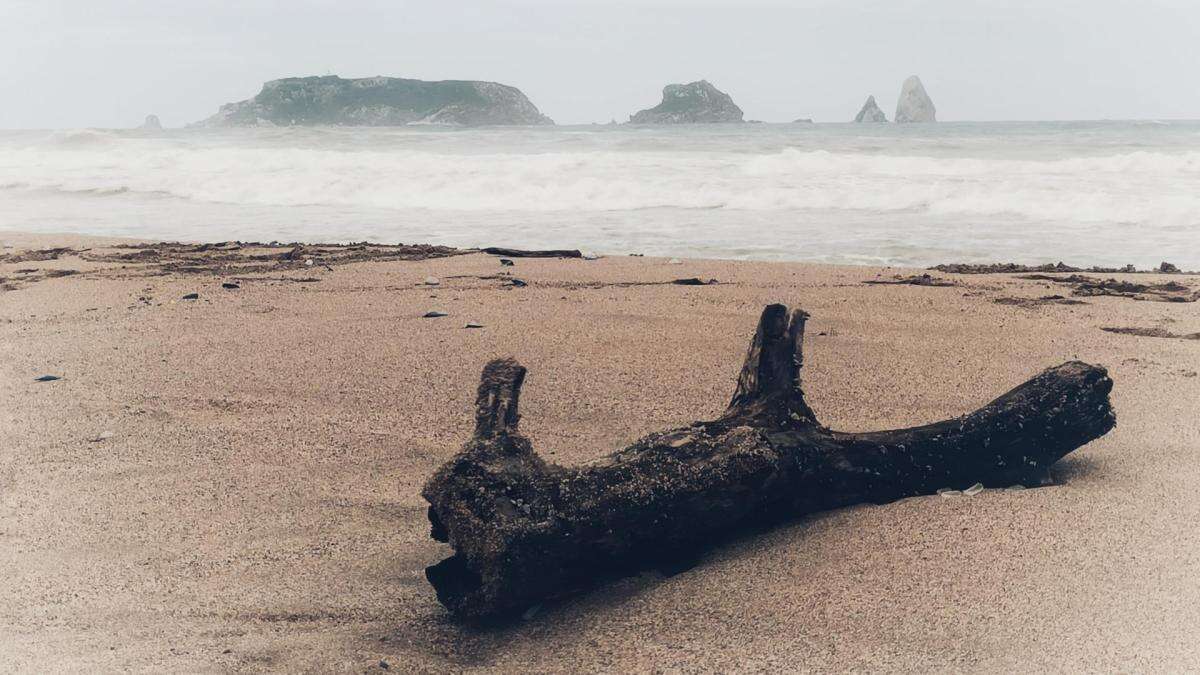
[1,123,1198,267]
[3,137,1198,228]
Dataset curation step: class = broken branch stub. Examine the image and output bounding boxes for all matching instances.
[422,304,1116,619]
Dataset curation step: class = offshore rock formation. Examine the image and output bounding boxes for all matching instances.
[853,96,887,123]
[629,80,744,124]
[138,114,163,130]
[895,76,936,123]
[196,76,553,127]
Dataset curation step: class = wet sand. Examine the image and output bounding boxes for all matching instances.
[2,233,1198,672]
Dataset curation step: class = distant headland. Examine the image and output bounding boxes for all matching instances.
[194,76,553,127]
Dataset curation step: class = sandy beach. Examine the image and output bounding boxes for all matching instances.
[2,233,1198,672]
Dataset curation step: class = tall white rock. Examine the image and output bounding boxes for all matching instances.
[895,76,936,123]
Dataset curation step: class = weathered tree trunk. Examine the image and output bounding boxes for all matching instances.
[422,304,1116,619]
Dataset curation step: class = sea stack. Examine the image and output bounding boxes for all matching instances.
[138,114,163,130]
[629,80,744,124]
[895,76,936,123]
[853,96,887,123]
[195,76,554,127]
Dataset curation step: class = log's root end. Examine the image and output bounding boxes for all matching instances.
[422,304,1117,620]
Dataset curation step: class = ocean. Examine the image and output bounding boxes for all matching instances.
[1,121,1197,268]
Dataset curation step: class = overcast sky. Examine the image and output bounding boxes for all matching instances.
[2,0,1198,128]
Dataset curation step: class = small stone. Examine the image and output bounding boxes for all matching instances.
[667,258,683,265]
[582,251,600,260]
[423,310,448,318]
[423,276,440,286]
[182,293,199,300]
[936,488,961,497]
[522,604,542,620]
[508,279,528,288]
[221,282,240,290]
[963,482,985,496]
[500,258,514,266]
[35,375,61,382]
[464,322,484,329]
[305,259,314,266]
[379,660,390,670]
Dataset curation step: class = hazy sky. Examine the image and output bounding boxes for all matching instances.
[3,0,1198,128]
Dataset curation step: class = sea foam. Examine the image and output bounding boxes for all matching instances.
[1,123,1197,267]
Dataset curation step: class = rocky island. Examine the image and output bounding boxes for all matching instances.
[195,76,553,127]
[853,95,887,123]
[895,75,936,123]
[629,80,744,124]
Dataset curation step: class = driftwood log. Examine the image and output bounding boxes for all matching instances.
[423,304,1116,619]
[480,246,583,259]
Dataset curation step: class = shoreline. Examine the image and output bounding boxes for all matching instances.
[2,234,1199,671]
[3,230,1196,277]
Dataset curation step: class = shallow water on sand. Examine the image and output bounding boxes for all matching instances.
[1,121,1197,268]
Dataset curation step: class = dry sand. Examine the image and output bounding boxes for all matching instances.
[1,233,1198,672]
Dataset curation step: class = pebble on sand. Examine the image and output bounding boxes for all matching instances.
[423,277,440,286]
[35,375,61,382]
[182,293,200,300]
[423,310,448,318]
[963,483,985,496]
[500,259,514,267]
[222,282,240,289]
[464,322,484,329]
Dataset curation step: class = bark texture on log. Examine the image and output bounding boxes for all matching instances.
[422,304,1116,619]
